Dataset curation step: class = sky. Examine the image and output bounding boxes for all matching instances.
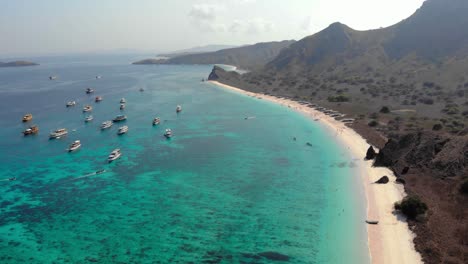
[0,0,426,57]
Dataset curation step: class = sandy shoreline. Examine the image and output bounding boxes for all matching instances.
[209,80,422,264]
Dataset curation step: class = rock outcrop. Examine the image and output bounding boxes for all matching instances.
[375,176,390,184]
[365,146,377,160]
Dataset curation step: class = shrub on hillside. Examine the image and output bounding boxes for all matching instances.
[368,120,378,127]
[394,196,428,220]
[432,124,443,131]
[419,98,434,105]
[380,106,390,113]
[460,180,468,195]
[327,95,350,102]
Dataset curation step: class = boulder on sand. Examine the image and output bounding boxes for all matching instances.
[375,176,389,184]
[365,146,377,160]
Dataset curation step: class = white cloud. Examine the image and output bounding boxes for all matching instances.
[188,4,220,22]
[228,18,274,34]
[300,16,320,33]
[188,4,227,32]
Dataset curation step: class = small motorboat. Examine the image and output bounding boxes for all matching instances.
[8,177,16,181]
[84,115,94,122]
[101,121,113,130]
[66,101,76,107]
[176,105,182,113]
[83,105,93,112]
[22,114,33,122]
[67,140,81,152]
[113,115,127,122]
[152,117,160,125]
[49,128,68,139]
[139,88,144,92]
[86,88,94,94]
[164,128,172,138]
[117,126,128,135]
[96,75,102,79]
[95,96,103,102]
[23,125,39,136]
[95,169,106,174]
[120,98,126,104]
[120,104,125,110]
[108,149,121,163]
[49,76,57,80]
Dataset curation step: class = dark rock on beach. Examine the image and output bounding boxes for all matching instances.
[365,146,377,160]
[375,176,389,184]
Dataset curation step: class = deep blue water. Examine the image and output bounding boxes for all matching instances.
[0,57,369,263]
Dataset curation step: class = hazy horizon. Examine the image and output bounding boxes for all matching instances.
[1,0,425,57]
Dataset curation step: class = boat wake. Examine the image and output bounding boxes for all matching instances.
[68,170,107,182]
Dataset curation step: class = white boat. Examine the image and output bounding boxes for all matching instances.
[84,116,93,122]
[108,149,121,162]
[101,121,113,130]
[49,128,68,139]
[86,88,94,94]
[117,126,128,135]
[152,117,160,125]
[120,98,126,104]
[66,101,76,107]
[176,105,182,113]
[83,105,93,112]
[96,75,102,79]
[164,128,172,138]
[67,140,81,152]
[95,96,103,102]
[139,88,144,92]
[120,104,125,110]
[49,76,57,80]
[113,115,127,122]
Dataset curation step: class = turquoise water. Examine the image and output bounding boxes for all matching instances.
[0,57,369,263]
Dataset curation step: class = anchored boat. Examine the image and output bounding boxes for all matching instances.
[67,140,81,152]
[22,114,32,122]
[108,149,121,163]
[49,128,68,139]
[23,125,39,136]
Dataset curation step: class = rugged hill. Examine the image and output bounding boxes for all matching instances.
[214,0,468,135]
[210,0,468,262]
[133,40,295,70]
[0,61,39,67]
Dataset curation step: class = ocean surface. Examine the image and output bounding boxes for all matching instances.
[0,55,369,263]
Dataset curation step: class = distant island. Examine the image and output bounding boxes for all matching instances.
[0,61,39,67]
